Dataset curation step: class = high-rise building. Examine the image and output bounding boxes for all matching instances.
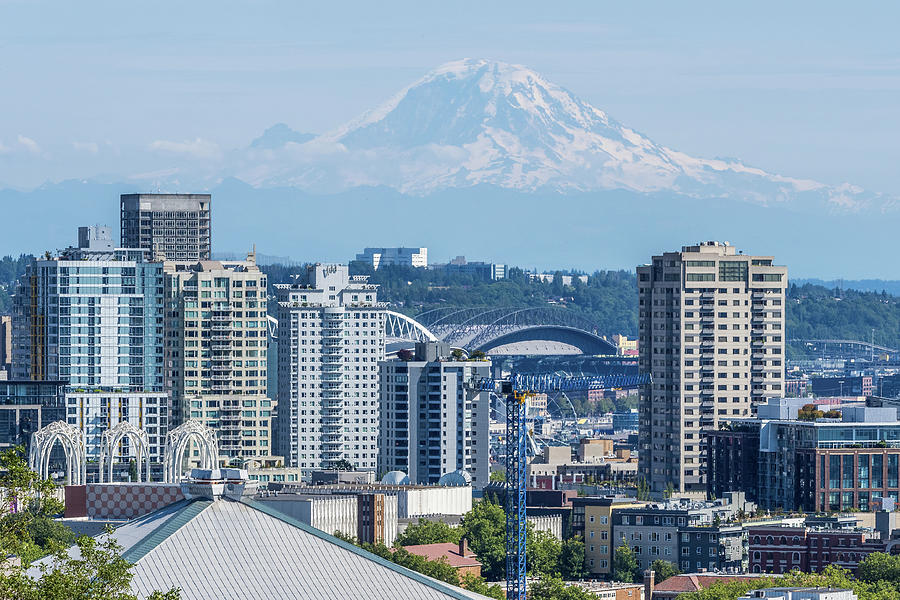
[377,342,491,489]
[120,194,212,261]
[163,253,271,461]
[10,226,169,466]
[355,247,427,270]
[274,264,384,473]
[637,241,787,494]
[11,226,165,390]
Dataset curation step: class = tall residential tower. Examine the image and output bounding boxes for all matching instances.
[163,254,271,461]
[120,194,211,260]
[637,241,787,494]
[378,342,491,489]
[274,264,384,473]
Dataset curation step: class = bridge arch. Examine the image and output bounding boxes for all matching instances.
[472,325,617,355]
[383,310,439,343]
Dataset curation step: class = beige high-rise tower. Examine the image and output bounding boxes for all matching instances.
[164,253,272,463]
[637,241,787,494]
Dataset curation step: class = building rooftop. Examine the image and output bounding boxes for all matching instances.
[399,542,481,569]
[33,495,489,600]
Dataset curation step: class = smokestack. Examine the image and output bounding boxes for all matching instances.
[643,569,655,600]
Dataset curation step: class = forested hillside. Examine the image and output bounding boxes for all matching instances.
[0,255,896,353]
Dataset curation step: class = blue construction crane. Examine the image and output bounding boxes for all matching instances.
[473,372,651,600]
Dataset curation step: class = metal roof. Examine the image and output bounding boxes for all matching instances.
[37,497,491,600]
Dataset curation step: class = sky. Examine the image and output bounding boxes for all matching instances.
[2,1,900,192]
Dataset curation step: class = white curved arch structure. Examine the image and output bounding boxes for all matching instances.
[28,421,86,486]
[383,310,439,343]
[99,421,151,483]
[163,420,218,483]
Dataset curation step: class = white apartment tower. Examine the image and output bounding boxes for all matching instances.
[637,242,787,494]
[274,264,384,473]
[378,342,491,489]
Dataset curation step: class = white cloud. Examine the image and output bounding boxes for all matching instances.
[72,141,100,154]
[149,137,222,160]
[17,134,40,154]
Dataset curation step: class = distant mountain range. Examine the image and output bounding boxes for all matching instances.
[0,59,898,275]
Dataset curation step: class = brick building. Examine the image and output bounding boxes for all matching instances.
[748,526,885,574]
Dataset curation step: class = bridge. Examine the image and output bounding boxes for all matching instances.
[791,338,899,360]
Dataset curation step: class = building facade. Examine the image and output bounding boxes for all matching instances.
[573,497,646,576]
[274,264,384,473]
[12,228,165,390]
[748,526,884,574]
[163,255,271,461]
[0,380,67,453]
[355,247,427,270]
[120,194,212,260]
[0,315,12,377]
[378,342,491,489]
[706,423,761,502]
[637,241,787,494]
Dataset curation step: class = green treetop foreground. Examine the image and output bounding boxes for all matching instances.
[0,447,180,600]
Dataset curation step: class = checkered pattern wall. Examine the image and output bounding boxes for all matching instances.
[86,484,185,519]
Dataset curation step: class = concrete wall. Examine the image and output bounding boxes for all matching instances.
[399,486,472,518]
[528,514,563,540]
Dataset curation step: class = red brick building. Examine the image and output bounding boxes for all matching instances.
[748,526,886,574]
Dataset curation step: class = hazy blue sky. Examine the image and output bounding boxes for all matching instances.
[2,1,899,192]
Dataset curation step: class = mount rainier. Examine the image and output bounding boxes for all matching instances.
[229,58,881,210]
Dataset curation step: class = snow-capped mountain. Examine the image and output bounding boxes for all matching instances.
[231,58,882,210]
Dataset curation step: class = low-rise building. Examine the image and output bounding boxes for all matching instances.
[748,525,884,574]
[738,588,857,600]
[400,540,482,577]
[254,491,398,546]
[573,497,647,577]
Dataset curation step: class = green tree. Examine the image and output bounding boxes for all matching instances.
[527,529,561,577]
[858,552,900,584]
[635,478,651,502]
[489,470,506,483]
[459,573,504,600]
[649,559,680,583]
[450,348,466,361]
[459,499,506,580]
[128,460,138,483]
[612,543,640,583]
[559,537,587,580]
[530,575,599,600]
[395,519,462,546]
[332,459,356,471]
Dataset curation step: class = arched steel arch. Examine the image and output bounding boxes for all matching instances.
[472,325,617,355]
[383,310,439,343]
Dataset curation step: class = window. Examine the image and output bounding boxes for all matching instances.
[719,261,748,282]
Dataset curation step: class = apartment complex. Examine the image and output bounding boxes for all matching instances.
[637,241,787,494]
[573,497,646,576]
[10,227,168,466]
[11,227,165,390]
[355,247,427,270]
[163,254,271,461]
[378,342,491,489]
[707,399,900,512]
[120,194,212,260]
[274,264,384,473]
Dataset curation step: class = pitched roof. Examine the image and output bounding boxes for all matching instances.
[654,574,761,594]
[35,498,491,600]
[399,543,482,568]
